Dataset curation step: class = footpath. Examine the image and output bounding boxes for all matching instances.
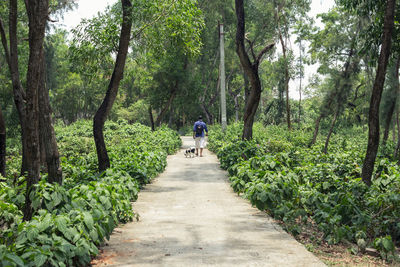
[92,136,325,266]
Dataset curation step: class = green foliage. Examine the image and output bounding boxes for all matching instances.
[373,235,397,261]
[0,120,181,266]
[209,122,400,260]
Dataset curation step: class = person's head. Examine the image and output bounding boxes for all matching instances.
[198,115,202,121]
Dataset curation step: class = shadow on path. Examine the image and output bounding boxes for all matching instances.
[92,136,325,267]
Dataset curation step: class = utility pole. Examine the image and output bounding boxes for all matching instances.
[219,22,227,131]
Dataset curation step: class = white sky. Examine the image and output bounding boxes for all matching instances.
[56,0,118,31]
[57,0,335,99]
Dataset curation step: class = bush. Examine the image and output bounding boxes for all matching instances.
[209,123,400,258]
[0,119,181,266]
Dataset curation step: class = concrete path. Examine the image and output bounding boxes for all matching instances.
[93,137,325,267]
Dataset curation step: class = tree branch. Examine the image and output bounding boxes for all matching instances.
[0,18,11,66]
[245,35,257,62]
[255,43,274,64]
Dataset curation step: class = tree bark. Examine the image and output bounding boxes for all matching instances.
[395,110,400,159]
[149,106,155,131]
[23,0,49,221]
[362,0,396,186]
[279,32,291,130]
[93,0,132,172]
[382,56,400,145]
[310,114,323,146]
[323,108,339,154]
[39,52,62,184]
[0,1,28,175]
[0,105,5,178]
[235,0,273,140]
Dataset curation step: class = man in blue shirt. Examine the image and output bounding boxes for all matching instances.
[193,115,208,157]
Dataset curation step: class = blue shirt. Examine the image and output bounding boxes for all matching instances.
[193,120,208,137]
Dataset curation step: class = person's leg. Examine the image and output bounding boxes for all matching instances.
[199,137,205,156]
[195,137,200,156]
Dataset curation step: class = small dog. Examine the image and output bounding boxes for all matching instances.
[184,147,196,158]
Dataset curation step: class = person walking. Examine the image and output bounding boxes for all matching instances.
[193,115,208,157]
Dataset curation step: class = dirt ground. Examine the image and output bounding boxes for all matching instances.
[91,136,325,266]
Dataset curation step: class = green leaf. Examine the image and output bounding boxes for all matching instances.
[55,216,68,234]
[51,192,62,207]
[43,192,51,200]
[5,254,25,266]
[322,182,330,190]
[27,227,39,241]
[83,212,94,229]
[37,214,52,232]
[258,191,268,202]
[33,254,47,267]
[382,237,394,252]
[89,229,99,242]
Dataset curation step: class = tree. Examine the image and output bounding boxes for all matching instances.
[93,0,133,171]
[381,55,400,145]
[235,0,274,140]
[0,105,5,177]
[0,0,28,175]
[361,0,396,186]
[273,0,311,130]
[23,0,49,220]
[306,8,363,147]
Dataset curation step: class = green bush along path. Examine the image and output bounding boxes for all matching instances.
[93,136,324,266]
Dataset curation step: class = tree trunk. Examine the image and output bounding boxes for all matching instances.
[382,56,400,145]
[362,0,396,186]
[234,95,239,122]
[23,0,49,221]
[199,103,214,125]
[39,52,62,184]
[93,0,132,172]
[279,32,291,130]
[243,71,250,107]
[0,105,5,177]
[310,114,323,146]
[397,109,400,142]
[148,106,155,131]
[155,89,177,127]
[323,108,339,154]
[235,0,273,140]
[168,106,174,128]
[396,110,400,159]
[0,1,28,175]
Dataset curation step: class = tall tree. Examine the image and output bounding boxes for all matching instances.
[93,0,133,171]
[235,0,274,140]
[381,55,400,145]
[0,105,5,177]
[361,0,396,186]
[38,51,62,184]
[0,0,28,175]
[23,0,49,220]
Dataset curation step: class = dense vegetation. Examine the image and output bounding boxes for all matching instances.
[0,120,181,266]
[1,0,400,264]
[208,123,399,261]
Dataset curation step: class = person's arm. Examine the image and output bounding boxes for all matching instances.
[205,124,208,136]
